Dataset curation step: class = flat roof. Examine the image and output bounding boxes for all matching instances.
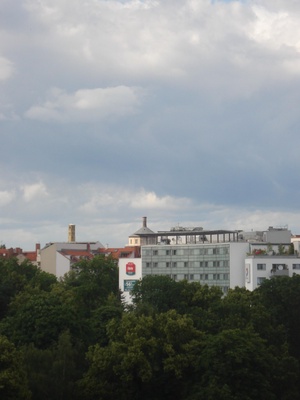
[137,229,239,237]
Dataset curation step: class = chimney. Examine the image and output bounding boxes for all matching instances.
[142,216,147,228]
[68,224,76,242]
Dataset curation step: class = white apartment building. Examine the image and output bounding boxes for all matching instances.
[119,220,300,301]
[40,240,104,278]
[141,242,249,294]
[245,255,300,291]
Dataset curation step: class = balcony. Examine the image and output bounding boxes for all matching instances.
[270,264,289,277]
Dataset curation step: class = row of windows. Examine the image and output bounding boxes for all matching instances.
[157,274,229,281]
[144,274,229,281]
[257,263,300,271]
[145,247,229,256]
[183,274,223,281]
[145,261,229,268]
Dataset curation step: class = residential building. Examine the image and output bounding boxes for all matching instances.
[0,243,41,267]
[40,224,141,278]
[40,241,105,277]
[119,218,300,302]
[245,230,300,290]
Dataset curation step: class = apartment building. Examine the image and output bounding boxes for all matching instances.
[119,219,300,302]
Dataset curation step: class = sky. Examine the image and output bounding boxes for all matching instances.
[1,0,300,250]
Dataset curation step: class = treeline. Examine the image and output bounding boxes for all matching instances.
[0,257,300,399]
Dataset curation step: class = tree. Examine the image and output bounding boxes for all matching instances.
[79,310,203,400]
[0,335,31,399]
[0,258,56,320]
[191,328,298,400]
[0,288,77,348]
[24,331,81,400]
[130,275,183,313]
[62,255,119,313]
[256,275,300,361]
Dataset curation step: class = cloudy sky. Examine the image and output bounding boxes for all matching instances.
[1,0,300,250]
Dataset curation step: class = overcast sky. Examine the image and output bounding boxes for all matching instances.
[1,0,300,250]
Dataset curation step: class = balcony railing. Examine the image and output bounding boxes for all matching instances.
[270,264,289,277]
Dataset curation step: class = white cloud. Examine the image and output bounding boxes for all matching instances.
[129,189,191,210]
[79,186,191,214]
[0,190,15,206]
[24,86,144,122]
[21,182,48,202]
[18,0,300,101]
[0,56,14,81]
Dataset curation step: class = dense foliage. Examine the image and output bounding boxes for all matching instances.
[0,257,300,399]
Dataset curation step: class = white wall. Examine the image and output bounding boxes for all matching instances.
[229,243,250,288]
[119,258,142,304]
[56,252,71,278]
[245,256,300,291]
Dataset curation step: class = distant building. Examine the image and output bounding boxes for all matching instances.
[0,243,41,267]
[40,241,104,277]
[119,219,300,303]
[40,224,141,278]
[127,217,156,246]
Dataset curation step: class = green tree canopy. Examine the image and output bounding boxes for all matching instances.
[80,310,202,400]
[0,335,31,399]
[62,255,119,313]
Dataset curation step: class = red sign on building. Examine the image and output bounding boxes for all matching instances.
[126,262,136,276]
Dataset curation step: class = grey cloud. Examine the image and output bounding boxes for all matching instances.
[1,0,300,249]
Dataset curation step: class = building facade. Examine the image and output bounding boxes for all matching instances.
[40,241,104,277]
[119,219,300,301]
[245,254,300,291]
[141,242,249,294]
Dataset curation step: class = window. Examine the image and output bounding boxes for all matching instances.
[166,250,170,256]
[172,262,177,268]
[135,239,138,244]
[213,261,220,267]
[172,250,177,255]
[146,262,151,268]
[166,262,170,268]
[153,250,158,256]
[272,264,287,271]
[257,277,266,286]
[257,264,266,270]
[184,274,188,280]
[293,264,300,270]
[172,274,177,280]
[153,262,158,268]
[189,274,194,280]
[213,274,220,280]
[184,261,189,268]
